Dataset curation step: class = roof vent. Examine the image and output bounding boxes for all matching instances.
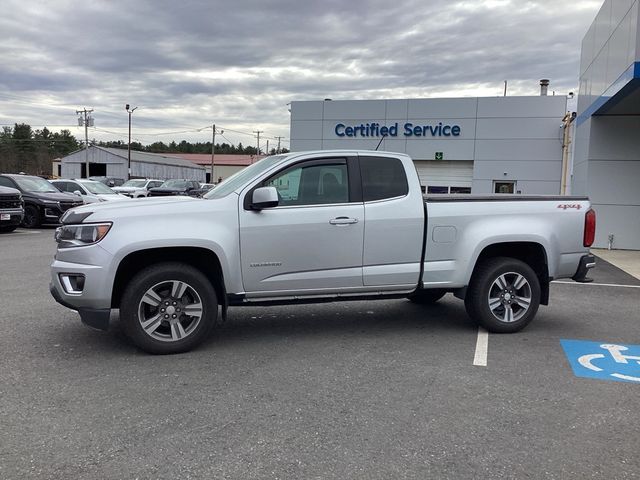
[540,79,550,96]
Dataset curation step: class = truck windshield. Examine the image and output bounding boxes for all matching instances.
[13,176,58,193]
[204,155,288,199]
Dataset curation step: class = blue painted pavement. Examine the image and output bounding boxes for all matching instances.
[561,339,640,384]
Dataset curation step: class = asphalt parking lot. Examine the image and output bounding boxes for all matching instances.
[1,228,639,479]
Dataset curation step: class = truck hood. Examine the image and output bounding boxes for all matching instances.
[72,195,198,222]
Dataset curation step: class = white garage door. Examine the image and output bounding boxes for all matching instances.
[413,160,474,194]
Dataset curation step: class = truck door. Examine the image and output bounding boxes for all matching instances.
[360,155,424,286]
[239,157,364,295]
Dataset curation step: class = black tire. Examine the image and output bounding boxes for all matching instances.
[22,205,41,228]
[408,289,447,304]
[120,262,218,354]
[0,225,18,233]
[464,257,540,333]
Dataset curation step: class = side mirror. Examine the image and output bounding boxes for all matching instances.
[107,181,115,187]
[73,190,82,196]
[251,186,279,210]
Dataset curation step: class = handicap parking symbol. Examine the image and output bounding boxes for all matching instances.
[561,340,640,383]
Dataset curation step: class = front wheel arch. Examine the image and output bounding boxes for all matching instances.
[112,247,225,312]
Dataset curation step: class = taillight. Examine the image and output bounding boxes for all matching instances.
[584,208,596,247]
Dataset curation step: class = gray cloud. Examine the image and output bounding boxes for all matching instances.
[0,0,602,146]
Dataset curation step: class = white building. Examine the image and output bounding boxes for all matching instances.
[59,146,206,182]
[290,95,569,196]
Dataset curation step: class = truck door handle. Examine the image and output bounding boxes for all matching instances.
[329,216,359,226]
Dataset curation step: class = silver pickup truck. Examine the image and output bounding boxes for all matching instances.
[50,150,596,354]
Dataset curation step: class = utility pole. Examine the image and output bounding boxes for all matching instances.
[76,108,93,178]
[126,104,138,180]
[210,124,223,183]
[253,130,263,156]
[275,136,284,154]
[266,140,269,155]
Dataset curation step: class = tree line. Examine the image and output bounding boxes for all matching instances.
[0,124,80,175]
[97,139,288,156]
[0,123,288,175]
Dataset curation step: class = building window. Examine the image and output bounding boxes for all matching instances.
[494,181,515,194]
[426,185,472,194]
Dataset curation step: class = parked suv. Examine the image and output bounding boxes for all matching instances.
[112,179,165,198]
[0,185,24,233]
[147,179,201,197]
[0,174,83,228]
[51,179,129,204]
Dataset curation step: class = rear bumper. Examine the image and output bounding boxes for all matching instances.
[572,254,596,283]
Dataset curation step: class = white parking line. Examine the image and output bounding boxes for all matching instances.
[11,230,42,235]
[473,327,488,366]
[552,281,640,289]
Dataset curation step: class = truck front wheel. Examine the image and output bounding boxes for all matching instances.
[22,205,41,228]
[120,262,218,354]
[464,257,540,333]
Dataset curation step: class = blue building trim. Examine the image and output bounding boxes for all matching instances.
[576,61,640,126]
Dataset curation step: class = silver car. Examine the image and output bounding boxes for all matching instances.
[52,179,129,204]
[112,179,165,198]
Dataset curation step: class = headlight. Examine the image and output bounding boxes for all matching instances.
[55,223,112,248]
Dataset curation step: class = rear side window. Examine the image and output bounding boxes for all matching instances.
[360,156,408,201]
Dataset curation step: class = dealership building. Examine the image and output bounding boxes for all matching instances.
[290,95,569,197]
[289,2,640,250]
[573,0,640,249]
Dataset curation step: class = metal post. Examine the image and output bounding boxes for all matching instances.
[211,124,216,183]
[126,104,137,180]
[254,130,263,156]
[76,108,93,178]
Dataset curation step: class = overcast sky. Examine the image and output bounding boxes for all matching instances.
[0,0,602,149]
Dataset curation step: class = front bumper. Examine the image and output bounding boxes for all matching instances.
[50,245,115,330]
[0,208,24,226]
[50,283,110,330]
[572,254,596,283]
[43,202,83,224]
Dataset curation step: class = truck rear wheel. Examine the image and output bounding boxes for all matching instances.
[464,257,540,333]
[408,289,447,304]
[120,262,217,354]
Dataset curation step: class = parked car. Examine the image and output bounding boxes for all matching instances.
[50,150,596,354]
[192,183,216,197]
[51,179,129,204]
[89,176,125,187]
[112,179,165,198]
[0,174,82,228]
[0,185,24,233]
[147,179,201,197]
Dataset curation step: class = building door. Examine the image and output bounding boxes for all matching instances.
[415,160,473,193]
[80,163,107,178]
